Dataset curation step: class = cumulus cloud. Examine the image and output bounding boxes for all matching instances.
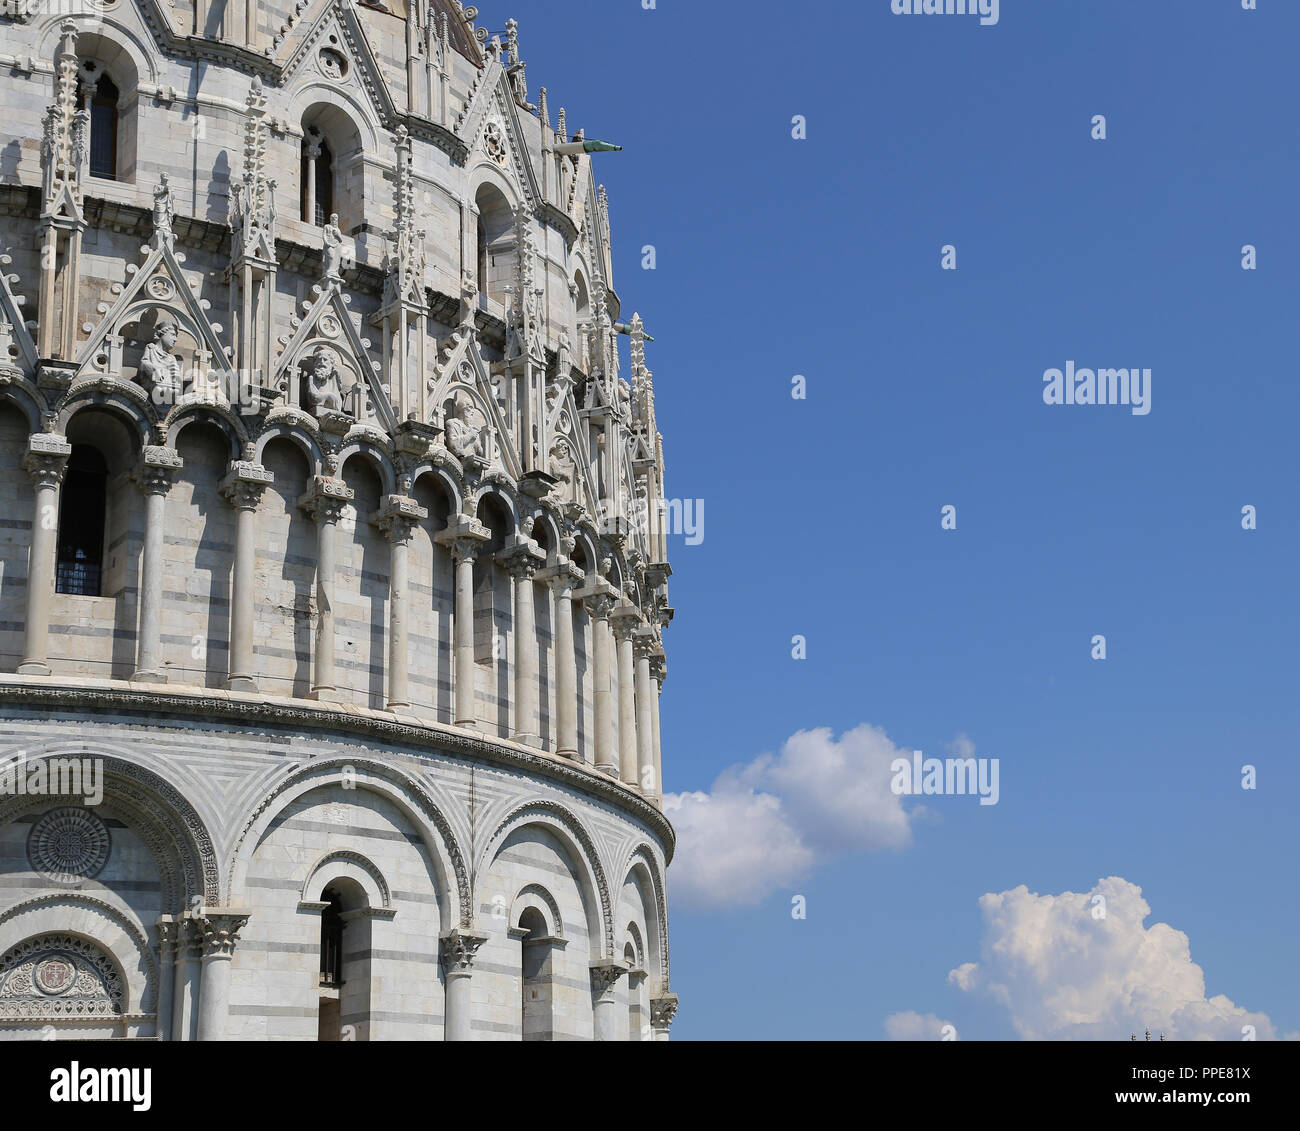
[663,724,917,910]
[945,876,1281,1040]
[884,1011,957,1041]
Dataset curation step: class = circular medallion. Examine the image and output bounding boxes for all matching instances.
[33,957,76,996]
[484,121,507,166]
[146,275,175,300]
[27,808,111,886]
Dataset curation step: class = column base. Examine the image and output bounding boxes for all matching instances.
[386,700,412,713]
[307,687,339,702]
[454,718,478,730]
[131,670,168,684]
[557,747,579,760]
[16,661,51,677]
[226,676,258,693]
[595,761,619,777]
[512,732,542,748]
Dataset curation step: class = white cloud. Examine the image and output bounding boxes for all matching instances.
[884,1010,957,1041]
[946,876,1281,1040]
[664,724,917,910]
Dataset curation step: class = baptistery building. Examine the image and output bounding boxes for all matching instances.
[0,0,677,1040]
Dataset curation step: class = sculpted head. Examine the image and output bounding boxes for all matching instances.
[154,318,179,352]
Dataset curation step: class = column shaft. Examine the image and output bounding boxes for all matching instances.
[453,550,476,727]
[615,626,638,787]
[512,569,538,743]
[18,437,70,676]
[552,584,578,758]
[635,643,654,797]
[132,449,182,683]
[388,532,410,709]
[590,603,616,774]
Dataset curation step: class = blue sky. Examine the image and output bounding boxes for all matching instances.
[503,0,1299,1039]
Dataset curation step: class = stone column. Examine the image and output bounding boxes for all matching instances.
[194,911,249,1042]
[132,446,184,683]
[219,461,273,692]
[18,434,71,676]
[372,495,428,712]
[582,587,618,776]
[499,538,545,746]
[650,992,679,1042]
[436,518,489,729]
[649,650,666,807]
[539,559,584,759]
[611,605,640,788]
[299,477,354,702]
[590,960,627,1041]
[154,917,178,1041]
[440,928,487,1041]
[172,919,202,1042]
[634,632,655,798]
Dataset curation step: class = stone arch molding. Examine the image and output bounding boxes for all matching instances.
[301,849,392,910]
[0,748,219,907]
[479,800,612,959]
[621,843,670,987]
[510,883,563,938]
[227,756,470,927]
[0,894,157,1016]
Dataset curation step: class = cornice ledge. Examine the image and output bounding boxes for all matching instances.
[0,677,675,858]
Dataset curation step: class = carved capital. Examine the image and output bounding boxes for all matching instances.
[22,434,71,490]
[440,928,488,975]
[435,517,490,562]
[136,446,184,496]
[650,992,679,1030]
[589,959,627,1000]
[496,535,545,579]
[610,602,641,640]
[539,558,585,596]
[219,460,273,510]
[579,580,618,621]
[633,628,657,661]
[193,910,251,959]
[299,476,354,525]
[371,494,428,544]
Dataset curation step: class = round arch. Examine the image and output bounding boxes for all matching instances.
[227,758,468,928]
[477,801,611,958]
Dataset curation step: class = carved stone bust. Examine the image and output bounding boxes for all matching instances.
[138,316,184,402]
[301,346,344,417]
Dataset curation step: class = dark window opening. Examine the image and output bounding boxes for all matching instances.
[301,135,334,227]
[55,445,108,597]
[319,888,345,988]
[476,218,488,297]
[83,74,119,181]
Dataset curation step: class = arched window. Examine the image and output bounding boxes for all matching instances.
[77,70,119,180]
[474,184,515,308]
[300,128,334,227]
[518,906,552,1041]
[55,445,108,596]
[476,216,488,297]
[317,881,372,1040]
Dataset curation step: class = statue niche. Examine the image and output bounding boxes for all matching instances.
[299,346,347,419]
[443,393,490,469]
[136,315,187,405]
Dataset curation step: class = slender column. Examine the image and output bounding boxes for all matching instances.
[634,632,655,797]
[172,920,202,1042]
[540,559,583,759]
[219,462,272,692]
[300,477,354,702]
[650,993,679,1042]
[18,435,71,676]
[194,911,249,1042]
[132,446,184,683]
[441,928,487,1041]
[649,651,666,806]
[436,519,489,729]
[582,587,618,775]
[611,605,640,788]
[590,961,627,1041]
[372,495,427,711]
[500,538,545,746]
[154,917,178,1041]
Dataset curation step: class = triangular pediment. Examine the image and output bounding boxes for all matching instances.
[74,241,233,387]
[429,327,522,480]
[0,255,38,377]
[274,280,397,433]
[277,0,398,126]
